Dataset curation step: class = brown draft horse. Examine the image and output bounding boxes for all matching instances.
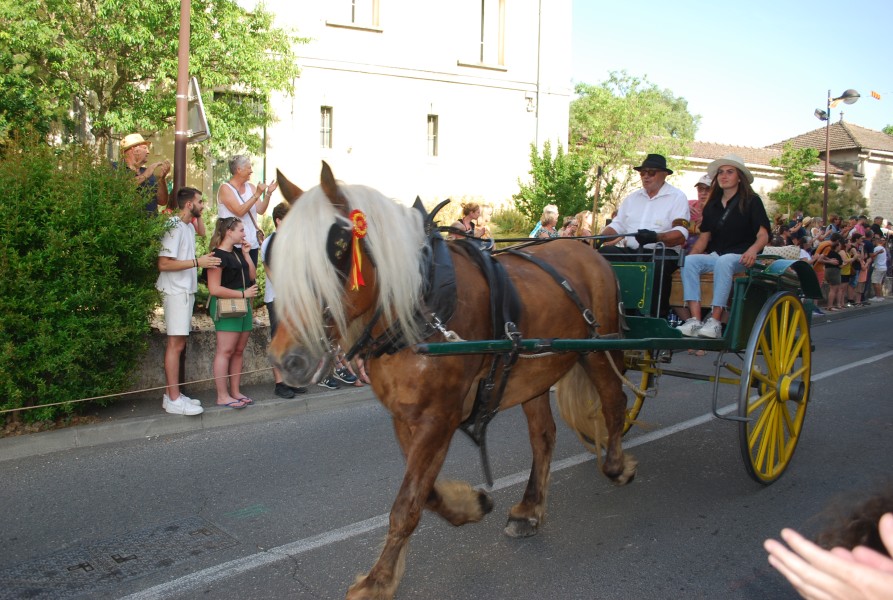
[269,163,636,600]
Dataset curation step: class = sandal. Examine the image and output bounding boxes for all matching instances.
[217,399,248,409]
[234,396,254,405]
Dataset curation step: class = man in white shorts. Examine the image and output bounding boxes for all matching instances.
[871,234,888,300]
[157,187,221,415]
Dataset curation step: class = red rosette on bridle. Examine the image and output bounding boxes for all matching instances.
[349,209,368,290]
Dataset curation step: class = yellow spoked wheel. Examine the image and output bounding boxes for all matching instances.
[623,350,654,435]
[738,292,811,484]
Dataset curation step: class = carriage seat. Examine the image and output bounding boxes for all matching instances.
[668,270,749,308]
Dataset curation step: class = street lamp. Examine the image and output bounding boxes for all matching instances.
[814,88,859,222]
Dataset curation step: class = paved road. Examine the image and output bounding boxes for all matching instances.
[1,307,891,599]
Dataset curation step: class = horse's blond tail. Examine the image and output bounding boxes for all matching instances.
[555,363,608,459]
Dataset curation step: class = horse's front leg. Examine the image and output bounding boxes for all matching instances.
[392,420,495,526]
[346,418,455,600]
[592,350,638,485]
[504,392,556,538]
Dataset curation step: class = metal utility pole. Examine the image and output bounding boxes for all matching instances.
[173,0,191,196]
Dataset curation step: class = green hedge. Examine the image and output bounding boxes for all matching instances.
[0,138,166,424]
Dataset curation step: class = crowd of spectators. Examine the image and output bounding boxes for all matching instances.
[766,212,891,314]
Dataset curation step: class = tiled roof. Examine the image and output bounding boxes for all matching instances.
[687,142,781,166]
[768,121,893,153]
[685,141,847,175]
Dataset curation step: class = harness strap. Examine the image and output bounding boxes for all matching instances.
[506,249,601,338]
[450,240,524,486]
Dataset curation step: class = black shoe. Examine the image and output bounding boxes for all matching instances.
[274,382,295,399]
[317,376,340,390]
[288,385,308,395]
[333,366,358,384]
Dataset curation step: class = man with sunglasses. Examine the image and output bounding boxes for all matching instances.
[599,153,690,316]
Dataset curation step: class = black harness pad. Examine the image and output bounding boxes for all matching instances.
[454,239,522,338]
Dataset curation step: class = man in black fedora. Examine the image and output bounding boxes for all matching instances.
[599,153,690,317]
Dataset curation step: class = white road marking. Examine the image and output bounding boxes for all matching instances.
[122,350,893,599]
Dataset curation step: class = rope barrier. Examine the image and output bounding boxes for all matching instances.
[0,367,274,415]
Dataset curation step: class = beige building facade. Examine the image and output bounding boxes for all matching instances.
[253,0,572,206]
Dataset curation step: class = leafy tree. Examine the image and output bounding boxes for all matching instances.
[513,140,594,229]
[0,0,305,156]
[569,71,699,211]
[883,125,893,136]
[768,144,823,216]
[827,172,867,219]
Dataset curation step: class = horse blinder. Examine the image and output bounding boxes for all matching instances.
[326,214,353,281]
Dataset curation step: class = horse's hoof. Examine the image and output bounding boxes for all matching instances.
[607,455,638,486]
[478,490,495,515]
[504,516,539,538]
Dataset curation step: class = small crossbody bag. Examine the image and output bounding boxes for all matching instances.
[216,255,249,319]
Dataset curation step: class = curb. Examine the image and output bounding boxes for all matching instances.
[0,387,377,463]
[810,298,893,326]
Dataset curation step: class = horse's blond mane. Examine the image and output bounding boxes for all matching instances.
[274,183,427,356]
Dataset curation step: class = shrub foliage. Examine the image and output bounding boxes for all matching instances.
[513,140,594,230]
[0,138,166,423]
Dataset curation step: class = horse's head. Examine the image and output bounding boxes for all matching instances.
[269,162,427,386]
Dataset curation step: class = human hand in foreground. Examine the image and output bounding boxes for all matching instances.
[634,229,658,245]
[763,512,893,600]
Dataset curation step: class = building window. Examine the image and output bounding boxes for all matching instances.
[326,0,382,32]
[320,106,333,149]
[479,0,505,65]
[427,115,438,157]
[351,0,379,26]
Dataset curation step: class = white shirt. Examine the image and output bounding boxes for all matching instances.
[156,217,197,295]
[873,245,887,271]
[260,233,276,303]
[610,182,690,250]
[217,182,261,250]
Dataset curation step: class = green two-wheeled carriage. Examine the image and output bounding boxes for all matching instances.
[418,251,824,485]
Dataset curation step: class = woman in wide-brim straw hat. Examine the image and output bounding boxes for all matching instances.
[676,154,771,339]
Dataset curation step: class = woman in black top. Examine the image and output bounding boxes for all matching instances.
[824,241,845,310]
[207,216,259,408]
[678,154,770,339]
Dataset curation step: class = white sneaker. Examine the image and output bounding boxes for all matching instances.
[163,393,201,409]
[698,317,723,339]
[874,296,884,301]
[677,317,703,337]
[163,395,204,416]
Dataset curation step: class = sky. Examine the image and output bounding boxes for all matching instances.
[571,0,893,148]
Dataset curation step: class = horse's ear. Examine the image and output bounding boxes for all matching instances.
[276,169,304,203]
[320,161,349,214]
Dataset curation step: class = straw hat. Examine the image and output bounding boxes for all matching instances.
[121,133,150,152]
